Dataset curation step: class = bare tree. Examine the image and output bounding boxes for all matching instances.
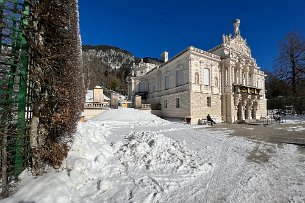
[273,32,305,114]
[275,32,305,96]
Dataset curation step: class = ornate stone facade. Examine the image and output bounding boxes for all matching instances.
[127,19,267,124]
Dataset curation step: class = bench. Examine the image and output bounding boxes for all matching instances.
[198,118,212,125]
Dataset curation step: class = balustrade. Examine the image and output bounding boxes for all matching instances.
[84,102,109,109]
[141,104,151,110]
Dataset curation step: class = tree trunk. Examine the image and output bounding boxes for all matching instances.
[291,59,297,96]
[29,85,48,176]
[29,115,43,176]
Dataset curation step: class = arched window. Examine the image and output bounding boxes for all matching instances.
[195,72,199,85]
[204,68,210,86]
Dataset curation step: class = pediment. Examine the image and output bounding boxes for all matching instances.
[229,35,251,57]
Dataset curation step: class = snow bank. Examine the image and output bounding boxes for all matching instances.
[282,115,305,124]
[2,110,208,203]
[92,108,169,126]
[114,131,209,175]
[3,121,118,203]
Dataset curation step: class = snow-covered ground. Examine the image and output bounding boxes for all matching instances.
[282,115,305,125]
[277,115,305,132]
[2,109,305,203]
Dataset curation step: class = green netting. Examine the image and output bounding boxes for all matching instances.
[0,0,31,198]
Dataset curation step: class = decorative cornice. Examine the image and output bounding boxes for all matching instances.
[188,46,221,60]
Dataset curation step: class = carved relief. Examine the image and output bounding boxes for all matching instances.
[230,36,251,57]
[193,60,200,68]
[234,94,242,108]
[200,59,213,68]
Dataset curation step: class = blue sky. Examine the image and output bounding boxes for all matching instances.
[78,0,305,71]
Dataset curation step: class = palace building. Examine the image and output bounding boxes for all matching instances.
[127,19,267,124]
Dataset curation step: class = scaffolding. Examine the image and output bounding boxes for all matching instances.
[0,0,32,198]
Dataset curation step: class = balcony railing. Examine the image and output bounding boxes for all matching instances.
[233,84,262,96]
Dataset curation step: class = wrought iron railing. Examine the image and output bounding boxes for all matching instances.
[0,0,32,198]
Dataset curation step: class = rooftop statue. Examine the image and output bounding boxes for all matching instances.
[233,19,240,36]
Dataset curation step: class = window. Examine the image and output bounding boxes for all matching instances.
[207,97,211,107]
[165,75,170,90]
[176,69,185,86]
[139,82,145,92]
[204,68,210,86]
[164,99,167,108]
[176,98,180,108]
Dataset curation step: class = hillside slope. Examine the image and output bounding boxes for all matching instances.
[82,45,163,93]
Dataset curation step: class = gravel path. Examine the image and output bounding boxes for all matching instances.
[210,123,305,152]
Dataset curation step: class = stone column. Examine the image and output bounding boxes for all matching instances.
[240,104,245,120]
[228,65,232,86]
[245,100,252,120]
[240,69,243,85]
[239,99,245,120]
[134,95,142,109]
[236,68,239,84]
[131,78,135,94]
[110,94,118,109]
[233,69,236,84]
[252,102,257,119]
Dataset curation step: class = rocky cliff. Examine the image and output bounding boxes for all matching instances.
[82,45,163,93]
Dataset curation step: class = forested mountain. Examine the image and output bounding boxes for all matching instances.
[82,45,163,94]
[82,45,136,93]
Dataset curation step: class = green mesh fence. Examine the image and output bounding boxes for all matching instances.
[0,0,31,198]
